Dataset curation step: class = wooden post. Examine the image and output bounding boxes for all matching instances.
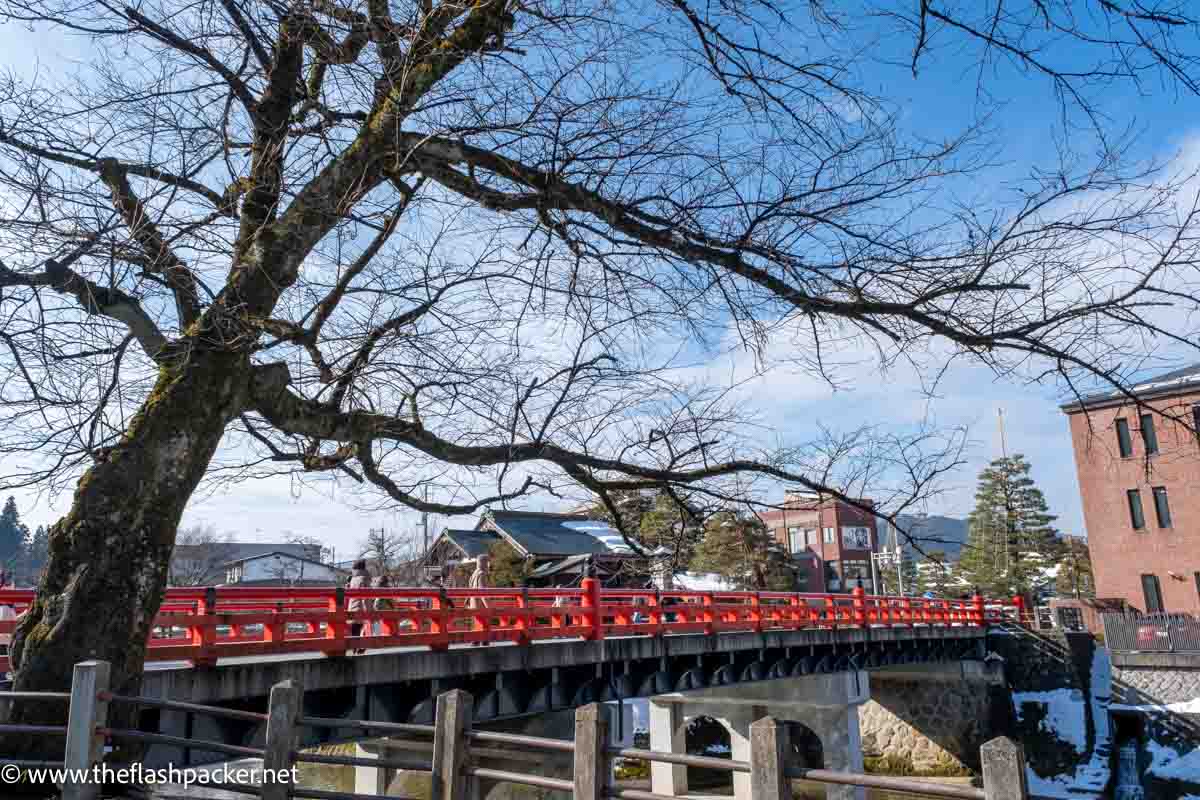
[749,716,791,800]
[61,660,111,800]
[261,679,302,800]
[432,689,473,800]
[851,586,866,627]
[981,737,1029,800]
[574,703,608,800]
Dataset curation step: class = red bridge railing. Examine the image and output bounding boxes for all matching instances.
[0,584,1024,672]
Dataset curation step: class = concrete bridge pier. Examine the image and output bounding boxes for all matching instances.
[649,671,870,800]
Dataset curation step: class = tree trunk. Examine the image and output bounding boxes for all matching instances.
[1,351,249,756]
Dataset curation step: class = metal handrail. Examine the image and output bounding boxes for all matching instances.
[292,751,433,772]
[0,724,67,735]
[463,765,575,792]
[467,729,575,752]
[609,746,749,772]
[100,728,265,758]
[0,691,70,701]
[298,716,434,736]
[786,766,985,799]
[100,691,268,723]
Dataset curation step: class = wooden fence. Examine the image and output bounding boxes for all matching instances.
[0,659,1030,800]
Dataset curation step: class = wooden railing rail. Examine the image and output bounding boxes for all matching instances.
[0,660,1030,800]
[0,585,1024,673]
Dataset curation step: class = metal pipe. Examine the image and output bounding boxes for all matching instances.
[464,766,575,792]
[293,751,432,771]
[468,730,575,752]
[0,691,70,701]
[608,747,748,773]
[100,692,268,723]
[786,768,985,799]
[0,724,66,735]
[100,729,265,758]
[298,716,434,736]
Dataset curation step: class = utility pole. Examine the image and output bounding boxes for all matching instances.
[421,484,430,558]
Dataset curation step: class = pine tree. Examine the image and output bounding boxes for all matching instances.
[1056,537,1095,599]
[690,512,793,590]
[911,550,957,596]
[487,541,530,588]
[0,496,26,566]
[958,454,1060,599]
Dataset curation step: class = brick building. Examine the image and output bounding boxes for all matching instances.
[1062,364,1200,614]
[757,491,878,592]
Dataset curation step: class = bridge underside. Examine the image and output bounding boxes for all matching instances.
[138,626,986,766]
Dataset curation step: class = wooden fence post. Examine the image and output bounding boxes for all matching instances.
[981,736,1029,800]
[261,678,303,800]
[574,703,607,800]
[432,689,473,800]
[61,660,110,800]
[749,716,791,800]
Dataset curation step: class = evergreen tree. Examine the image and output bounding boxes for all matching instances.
[911,550,957,596]
[589,489,704,572]
[958,454,1060,599]
[690,512,793,590]
[0,496,25,565]
[487,541,531,588]
[1056,537,1095,599]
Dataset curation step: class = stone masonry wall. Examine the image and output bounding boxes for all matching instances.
[859,675,1003,773]
[1111,665,1200,706]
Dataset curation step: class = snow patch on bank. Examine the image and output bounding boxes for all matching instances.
[1017,647,1112,798]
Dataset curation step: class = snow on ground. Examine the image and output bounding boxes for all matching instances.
[1111,697,1200,714]
[1014,689,1088,751]
[1018,647,1112,798]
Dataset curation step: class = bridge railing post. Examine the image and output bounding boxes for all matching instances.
[261,678,303,800]
[62,659,110,800]
[191,586,218,667]
[851,586,866,628]
[972,593,986,627]
[581,578,603,640]
[981,736,1029,800]
[749,716,791,800]
[432,689,473,800]
[1012,595,1026,626]
[327,586,347,656]
[574,703,607,800]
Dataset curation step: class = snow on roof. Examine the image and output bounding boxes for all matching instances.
[561,520,634,554]
[669,572,739,591]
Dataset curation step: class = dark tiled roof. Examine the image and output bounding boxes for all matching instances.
[484,510,627,556]
[442,528,503,558]
[1062,363,1200,409]
[173,542,321,562]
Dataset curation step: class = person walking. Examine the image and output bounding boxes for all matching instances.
[347,560,371,653]
[468,555,490,645]
[374,574,396,634]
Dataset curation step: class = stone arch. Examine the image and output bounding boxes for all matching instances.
[784,720,824,769]
[683,715,733,793]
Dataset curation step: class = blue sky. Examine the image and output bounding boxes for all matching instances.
[2,5,1198,555]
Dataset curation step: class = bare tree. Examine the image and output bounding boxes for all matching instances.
[0,0,1199,749]
[167,524,235,587]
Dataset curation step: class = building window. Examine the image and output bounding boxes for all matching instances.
[1140,414,1159,455]
[1152,487,1172,528]
[1127,489,1146,530]
[804,529,818,546]
[823,527,835,543]
[1194,572,1200,602]
[1141,574,1164,613]
[1115,417,1133,457]
[842,526,871,549]
[1194,405,1200,446]
[788,527,804,553]
[842,559,871,586]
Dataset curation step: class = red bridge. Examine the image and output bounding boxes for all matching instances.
[0,582,1023,673]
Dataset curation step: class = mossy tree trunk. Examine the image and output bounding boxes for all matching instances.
[3,351,249,754]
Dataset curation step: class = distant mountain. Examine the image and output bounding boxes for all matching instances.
[876,515,968,560]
